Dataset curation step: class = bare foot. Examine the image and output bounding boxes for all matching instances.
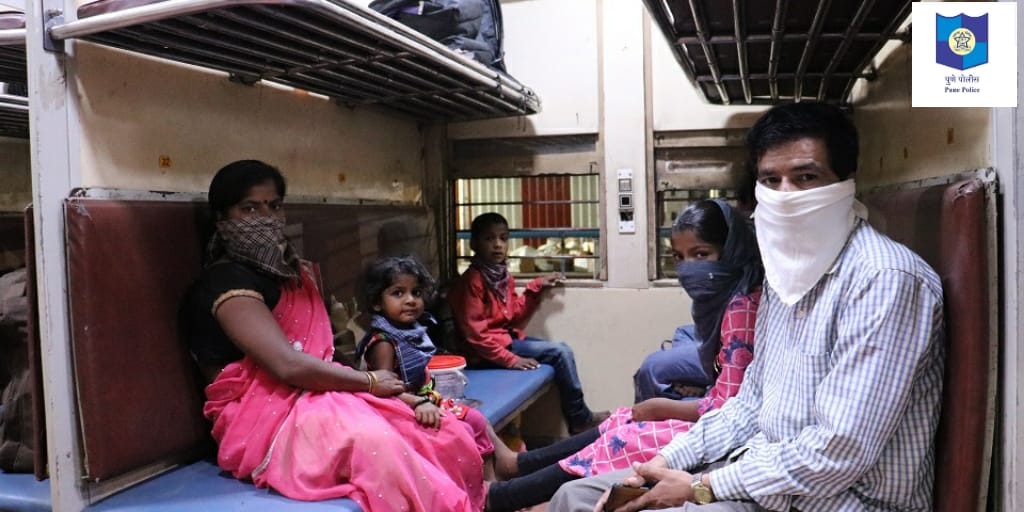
[484,456,496,482]
[483,480,492,511]
[487,422,520,480]
[493,443,519,480]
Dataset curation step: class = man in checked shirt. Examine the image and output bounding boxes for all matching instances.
[551,102,944,512]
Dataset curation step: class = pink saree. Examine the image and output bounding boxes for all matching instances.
[203,269,485,511]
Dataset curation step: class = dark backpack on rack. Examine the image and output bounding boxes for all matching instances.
[369,0,506,71]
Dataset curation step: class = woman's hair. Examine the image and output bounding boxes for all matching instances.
[208,160,287,217]
[672,199,729,248]
[361,256,437,314]
[745,102,859,180]
[469,212,509,241]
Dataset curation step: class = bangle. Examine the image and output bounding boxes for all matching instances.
[365,371,377,393]
[413,396,432,409]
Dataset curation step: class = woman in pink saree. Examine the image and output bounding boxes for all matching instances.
[185,160,485,511]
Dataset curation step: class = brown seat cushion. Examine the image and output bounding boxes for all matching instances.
[0,214,24,275]
[66,199,211,480]
[23,209,45,480]
[861,177,994,512]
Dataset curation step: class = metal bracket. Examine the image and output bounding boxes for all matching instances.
[42,9,64,53]
[228,73,260,86]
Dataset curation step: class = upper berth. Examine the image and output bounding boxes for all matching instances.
[0,90,27,138]
[642,0,910,106]
[0,7,25,85]
[0,7,26,139]
[48,0,541,121]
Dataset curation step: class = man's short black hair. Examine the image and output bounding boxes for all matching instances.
[745,102,859,180]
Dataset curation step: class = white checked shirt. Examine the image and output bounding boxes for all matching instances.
[659,220,945,511]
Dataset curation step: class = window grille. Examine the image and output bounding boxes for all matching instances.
[453,175,601,279]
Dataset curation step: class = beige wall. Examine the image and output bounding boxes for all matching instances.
[448,0,601,139]
[0,137,30,212]
[851,43,992,188]
[72,43,426,202]
[522,286,694,410]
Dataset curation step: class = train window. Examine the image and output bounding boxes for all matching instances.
[655,188,740,279]
[454,175,601,279]
[652,129,749,280]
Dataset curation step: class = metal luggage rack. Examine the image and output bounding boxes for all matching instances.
[0,10,27,138]
[0,92,28,138]
[643,0,911,106]
[48,0,542,121]
[0,10,26,88]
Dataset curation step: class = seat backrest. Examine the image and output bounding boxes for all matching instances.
[66,199,211,480]
[860,175,996,512]
[0,214,25,274]
[23,208,46,480]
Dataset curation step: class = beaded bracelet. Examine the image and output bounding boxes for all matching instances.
[413,396,433,409]
[418,389,442,405]
[365,371,377,393]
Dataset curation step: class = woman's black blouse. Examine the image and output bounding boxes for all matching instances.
[183,261,282,367]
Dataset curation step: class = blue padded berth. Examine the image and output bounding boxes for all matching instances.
[0,471,51,512]
[464,366,555,430]
[84,366,554,511]
[86,462,361,512]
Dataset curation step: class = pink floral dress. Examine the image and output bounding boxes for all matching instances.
[560,290,761,477]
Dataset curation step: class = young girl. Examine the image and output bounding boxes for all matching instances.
[448,212,609,434]
[485,199,763,511]
[356,255,519,479]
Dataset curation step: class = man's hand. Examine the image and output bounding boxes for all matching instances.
[592,489,612,512]
[611,462,694,512]
[631,398,676,422]
[511,357,541,370]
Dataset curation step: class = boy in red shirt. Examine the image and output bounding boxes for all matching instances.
[448,213,609,434]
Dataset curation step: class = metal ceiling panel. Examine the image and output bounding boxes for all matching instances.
[644,0,911,106]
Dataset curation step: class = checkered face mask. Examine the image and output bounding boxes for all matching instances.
[211,216,300,280]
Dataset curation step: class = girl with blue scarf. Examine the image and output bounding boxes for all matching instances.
[634,199,764,402]
[484,199,763,512]
[356,256,519,480]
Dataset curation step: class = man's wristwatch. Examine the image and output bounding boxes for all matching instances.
[691,473,716,505]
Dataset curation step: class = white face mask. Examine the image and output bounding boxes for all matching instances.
[753,180,868,305]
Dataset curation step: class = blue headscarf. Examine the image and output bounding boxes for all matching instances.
[675,199,763,378]
[355,314,437,389]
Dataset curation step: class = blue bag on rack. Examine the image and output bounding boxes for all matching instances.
[369,0,506,71]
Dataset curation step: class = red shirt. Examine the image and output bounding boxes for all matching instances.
[447,267,545,368]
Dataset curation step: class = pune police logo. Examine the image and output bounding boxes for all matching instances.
[936,13,988,70]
